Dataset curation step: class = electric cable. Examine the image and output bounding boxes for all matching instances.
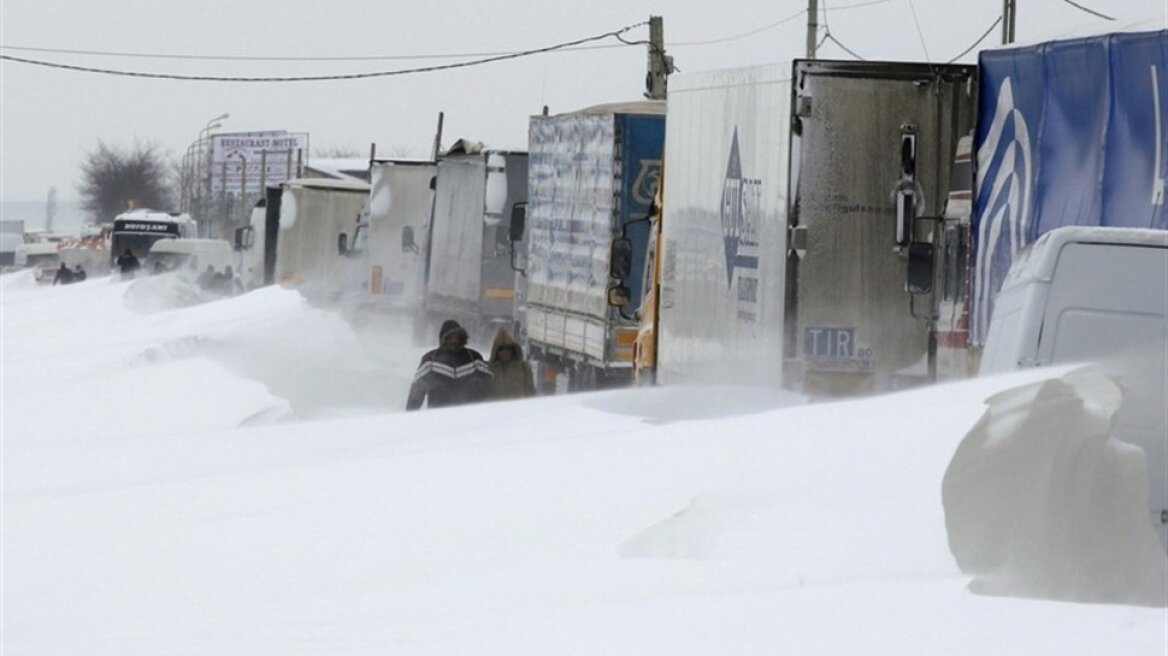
[0,21,646,82]
[906,0,932,62]
[947,15,1004,63]
[1058,0,1116,21]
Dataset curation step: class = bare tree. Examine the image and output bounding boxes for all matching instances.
[78,141,176,223]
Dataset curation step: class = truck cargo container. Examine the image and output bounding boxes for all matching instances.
[423,148,527,344]
[519,102,665,390]
[235,178,368,304]
[971,29,1168,344]
[648,60,974,392]
[344,159,436,316]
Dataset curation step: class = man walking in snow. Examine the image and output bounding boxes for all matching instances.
[52,262,74,285]
[115,249,141,277]
[406,320,493,410]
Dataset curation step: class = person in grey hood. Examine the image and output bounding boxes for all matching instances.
[489,327,535,400]
[406,320,493,410]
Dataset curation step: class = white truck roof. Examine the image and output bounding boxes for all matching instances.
[148,238,232,254]
[555,100,666,117]
[1001,226,1168,289]
[282,178,370,192]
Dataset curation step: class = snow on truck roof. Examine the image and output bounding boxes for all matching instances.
[549,100,667,117]
[1001,226,1168,289]
[147,238,232,254]
[282,178,370,192]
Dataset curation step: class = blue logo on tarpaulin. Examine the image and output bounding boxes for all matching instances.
[720,128,761,289]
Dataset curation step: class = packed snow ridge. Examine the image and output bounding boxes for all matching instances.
[2,272,1164,655]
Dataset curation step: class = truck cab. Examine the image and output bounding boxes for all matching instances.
[979,226,1168,547]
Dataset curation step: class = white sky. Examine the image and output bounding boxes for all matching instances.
[2,0,1165,203]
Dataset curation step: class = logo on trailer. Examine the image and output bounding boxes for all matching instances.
[973,77,1033,342]
[632,159,662,207]
[720,128,762,288]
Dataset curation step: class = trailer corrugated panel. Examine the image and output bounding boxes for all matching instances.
[427,156,486,313]
[972,30,1168,343]
[657,64,790,386]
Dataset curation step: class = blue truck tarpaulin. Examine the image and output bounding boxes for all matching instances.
[972,30,1168,343]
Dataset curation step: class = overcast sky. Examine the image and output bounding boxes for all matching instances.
[2,0,1164,205]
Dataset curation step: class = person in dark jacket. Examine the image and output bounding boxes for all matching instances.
[489,327,535,400]
[52,262,74,285]
[115,249,141,277]
[72,265,87,281]
[406,320,493,410]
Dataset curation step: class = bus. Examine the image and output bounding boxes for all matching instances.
[109,209,197,265]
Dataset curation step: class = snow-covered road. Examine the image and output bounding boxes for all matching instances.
[3,272,1164,654]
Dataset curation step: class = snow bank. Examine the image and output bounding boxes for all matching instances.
[943,367,1168,607]
[4,279,1166,654]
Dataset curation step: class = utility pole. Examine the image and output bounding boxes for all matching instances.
[1002,0,1017,44]
[807,0,820,59]
[645,15,673,100]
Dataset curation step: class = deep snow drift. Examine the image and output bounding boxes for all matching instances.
[2,272,1165,655]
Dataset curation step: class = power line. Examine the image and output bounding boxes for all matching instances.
[1058,0,1116,21]
[825,33,867,60]
[905,0,932,62]
[0,42,631,62]
[818,0,867,60]
[947,15,1004,63]
[671,8,806,46]
[0,22,646,82]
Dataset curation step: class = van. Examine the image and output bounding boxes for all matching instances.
[144,238,235,276]
[979,226,1168,546]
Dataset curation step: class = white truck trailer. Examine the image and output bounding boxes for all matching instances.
[422,148,527,345]
[652,60,975,392]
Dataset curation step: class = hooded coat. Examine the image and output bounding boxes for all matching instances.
[405,320,492,410]
[489,328,536,400]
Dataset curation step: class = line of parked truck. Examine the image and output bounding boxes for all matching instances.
[221,29,1166,545]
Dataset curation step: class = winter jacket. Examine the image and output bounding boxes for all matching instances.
[52,264,74,285]
[406,321,493,410]
[116,251,141,275]
[489,328,536,400]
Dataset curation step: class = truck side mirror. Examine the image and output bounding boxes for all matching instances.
[337,232,349,256]
[509,203,526,242]
[235,226,255,250]
[610,237,633,280]
[906,241,934,294]
[607,285,631,308]
[429,176,437,191]
[402,226,418,253]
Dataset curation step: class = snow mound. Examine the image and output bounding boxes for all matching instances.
[1,268,39,290]
[122,273,214,313]
[942,367,1168,607]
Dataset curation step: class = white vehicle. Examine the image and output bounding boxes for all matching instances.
[343,159,436,314]
[979,226,1168,547]
[144,238,235,277]
[14,241,61,283]
[653,61,973,391]
[423,148,527,342]
[236,198,273,291]
[236,180,371,303]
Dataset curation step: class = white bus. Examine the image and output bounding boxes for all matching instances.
[109,209,197,264]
